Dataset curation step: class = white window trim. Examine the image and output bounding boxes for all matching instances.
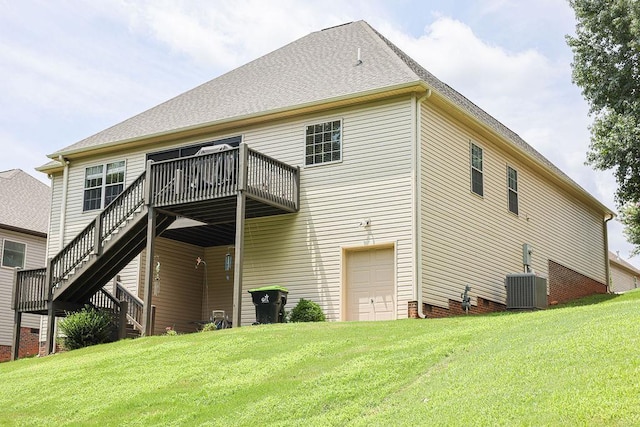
[470,141,484,197]
[303,118,343,168]
[1,238,27,269]
[507,165,519,215]
[83,160,127,212]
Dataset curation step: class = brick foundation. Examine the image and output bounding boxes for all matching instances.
[548,260,607,304]
[0,327,40,362]
[420,296,506,318]
[38,341,64,357]
[408,301,419,318]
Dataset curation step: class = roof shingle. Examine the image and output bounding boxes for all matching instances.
[0,169,50,235]
[44,20,610,214]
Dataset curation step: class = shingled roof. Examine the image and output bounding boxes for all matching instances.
[0,169,50,236]
[609,251,640,276]
[42,21,611,214]
[50,21,420,155]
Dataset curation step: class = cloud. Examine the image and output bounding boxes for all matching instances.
[1,1,637,266]
[115,0,357,69]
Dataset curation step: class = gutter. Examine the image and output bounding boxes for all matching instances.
[419,82,614,217]
[45,81,427,160]
[413,89,432,318]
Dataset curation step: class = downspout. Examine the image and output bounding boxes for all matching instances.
[604,213,614,293]
[48,155,70,354]
[413,89,431,318]
[58,155,70,251]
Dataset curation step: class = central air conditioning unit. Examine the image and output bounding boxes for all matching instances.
[505,273,548,310]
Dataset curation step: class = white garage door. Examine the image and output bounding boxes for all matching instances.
[345,247,395,321]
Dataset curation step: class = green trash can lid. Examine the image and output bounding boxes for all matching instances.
[248,285,289,293]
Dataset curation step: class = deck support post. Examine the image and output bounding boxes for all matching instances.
[232,143,248,328]
[11,311,22,361]
[142,205,156,336]
[11,267,22,360]
[46,300,56,355]
[118,301,128,340]
[232,193,246,328]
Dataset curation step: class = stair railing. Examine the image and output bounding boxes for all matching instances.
[100,172,147,243]
[90,288,120,313]
[115,281,144,332]
[13,268,48,312]
[49,171,147,290]
[89,288,130,340]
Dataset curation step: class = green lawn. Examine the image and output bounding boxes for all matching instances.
[2,291,640,426]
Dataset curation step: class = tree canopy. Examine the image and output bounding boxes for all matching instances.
[567,0,640,252]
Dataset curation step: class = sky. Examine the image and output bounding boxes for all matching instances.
[0,0,637,267]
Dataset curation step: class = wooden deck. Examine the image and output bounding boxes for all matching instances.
[12,143,299,358]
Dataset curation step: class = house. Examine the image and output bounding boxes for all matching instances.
[0,169,50,361]
[13,21,613,358]
[609,251,640,293]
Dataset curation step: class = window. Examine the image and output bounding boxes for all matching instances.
[83,161,126,211]
[146,136,241,162]
[2,240,26,268]
[470,143,483,196]
[507,166,519,215]
[305,120,341,166]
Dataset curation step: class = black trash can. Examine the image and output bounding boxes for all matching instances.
[248,286,289,324]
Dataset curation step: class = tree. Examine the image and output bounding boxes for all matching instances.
[567,0,640,252]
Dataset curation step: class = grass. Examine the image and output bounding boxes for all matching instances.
[1,291,640,426]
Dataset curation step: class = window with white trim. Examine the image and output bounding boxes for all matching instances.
[470,143,483,196]
[83,161,125,211]
[507,166,519,215]
[305,120,342,166]
[1,239,26,268]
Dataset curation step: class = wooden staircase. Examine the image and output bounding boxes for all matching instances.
[12,144,300,359]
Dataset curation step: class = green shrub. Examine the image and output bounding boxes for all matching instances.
[288,298,326,322]
[200,323,217,332]
[58,305,115,350]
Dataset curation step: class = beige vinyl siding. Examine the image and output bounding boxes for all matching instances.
[61,153,146,244]
[116,255,141,296]
[203,246,235,321]
[46,173,64,256]
[610,261,638,293]
[138,238,205,334]
[420,101,606,308]
[0,229,46,346]
[239,97,414,324]
[47,96,415,327]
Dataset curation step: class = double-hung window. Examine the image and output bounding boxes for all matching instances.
[507,166,519,215]
[305,120,342,166]
[1,239,26,268]
[83,161,125,211]
[470,143,483,196]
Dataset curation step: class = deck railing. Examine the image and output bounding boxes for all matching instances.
[13,268,48,312]
[247,148,299,211]
[17,144,298,315]
[150,148,239,207]
[150,145,299,211]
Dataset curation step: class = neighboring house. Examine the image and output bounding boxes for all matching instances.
[13,21,614,357]
[609,251,640,293]
[0,169,50,361]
